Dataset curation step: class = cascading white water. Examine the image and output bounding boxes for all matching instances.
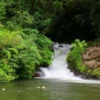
[40,43,82,80]
[39,43,100,84]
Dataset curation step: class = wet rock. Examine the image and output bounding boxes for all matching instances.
[59,43,63,47]
[34,71,45,77]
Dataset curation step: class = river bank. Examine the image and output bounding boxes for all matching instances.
[67,39,100,80]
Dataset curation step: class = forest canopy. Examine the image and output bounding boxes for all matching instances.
[1,0,100,42]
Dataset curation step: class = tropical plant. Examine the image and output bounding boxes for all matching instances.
[67,39,87,74]
[71,39,88,48]
[0,27,53,81]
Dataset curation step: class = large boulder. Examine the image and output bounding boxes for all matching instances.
[82,47,100,69]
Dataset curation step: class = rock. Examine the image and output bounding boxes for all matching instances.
[84,60,100,69]
[59,43,63,47]
[83,47,100,60]
[82,46,100,69]
[34,71,45,77]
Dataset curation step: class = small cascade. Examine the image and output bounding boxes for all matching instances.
[40,43,82,80]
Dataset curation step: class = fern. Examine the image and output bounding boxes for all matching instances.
[2,49,11,60]
[72,39,87,48]
[8,48,18,55]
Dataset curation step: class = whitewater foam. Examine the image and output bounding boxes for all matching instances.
[39,43,100,84]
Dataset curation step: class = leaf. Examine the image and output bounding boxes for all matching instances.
[2,49,11,60]
[8,48,18,55]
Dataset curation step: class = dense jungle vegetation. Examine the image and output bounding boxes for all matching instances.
[1,0,100,81]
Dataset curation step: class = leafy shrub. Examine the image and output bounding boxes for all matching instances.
[0,27,53,81]
[32,12,52,31]
[0,1,6,21]
[17,29,53,78]
[0,28,22,82]
[16,41,42,79]
[67,39,87,73]
[23,28,53,66]
[92,68,100,76]
[72,39,87,48]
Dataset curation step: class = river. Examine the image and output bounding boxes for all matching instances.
[0,43,100,100]
[0,79,100,100]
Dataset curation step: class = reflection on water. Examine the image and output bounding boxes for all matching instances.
[0,79,100,100]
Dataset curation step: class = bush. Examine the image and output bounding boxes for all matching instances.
[0,27,53,82]
[67,39,87,73]
[0,28,22,82]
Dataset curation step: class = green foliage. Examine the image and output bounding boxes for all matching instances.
[0,28,22,81]
[2,49,11,60]
[5,21,21,31]
[1,0,100,40]
[13,11,33,27]
[32,12,52,32]
[35,32,53,66]
[72,39,88,48]
[67,39,87,73]
[0,0,56,82]
[0,27,53,82]
[92,68,100,76]
[17,28,53,79]
[36,34,52,48]
[0,64,16,82]
[0,1,6,21]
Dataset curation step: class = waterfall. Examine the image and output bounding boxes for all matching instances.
[37,43,100,84]
[40,43,82,80]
